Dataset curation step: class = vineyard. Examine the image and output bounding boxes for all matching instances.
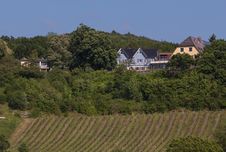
[10,110,226,152]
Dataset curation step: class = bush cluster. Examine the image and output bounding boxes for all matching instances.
[0,61,225,115]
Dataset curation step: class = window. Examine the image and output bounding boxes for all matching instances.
[137,59,143,63]
[180,48,184,52]
[189,47,193,52]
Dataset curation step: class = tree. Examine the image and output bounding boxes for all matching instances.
[168,54,194,71]
[69,24,117,70]
[166,136,223,152]
[0,135,10,152]
[47,35,72,68]
[209,34,217,43]
[18,143,29,152]
[166,54,194,77]
[11,36,48,59]
[197,40,226,85]
[12,38,32,59]
[7,91,29,110]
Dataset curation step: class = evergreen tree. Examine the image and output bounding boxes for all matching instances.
[197,40,226,85]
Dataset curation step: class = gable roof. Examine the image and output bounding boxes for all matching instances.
[141,48,158,59]
[179,36,206,52]
[119,48,159,59]
[119,48,138,59]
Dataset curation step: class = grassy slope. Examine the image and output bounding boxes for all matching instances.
[9,110,226,152]
[0,105,21,138]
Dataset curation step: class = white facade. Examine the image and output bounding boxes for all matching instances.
[38,61,48,69]
[131,48,147,66]
[117,49,128,64]
[117,48,156,71]
[117,48,170,71]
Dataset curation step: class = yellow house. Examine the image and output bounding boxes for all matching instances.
[172,36,206,58]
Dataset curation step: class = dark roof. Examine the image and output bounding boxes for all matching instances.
[36,58,48,62]
[141,48,158,59]
[119,48,158,59]
[179,36,206,52]
[120,48,137,59]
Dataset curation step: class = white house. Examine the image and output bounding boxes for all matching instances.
[20,57,31,67]
[20,58,50,71]
[117,48,160,71]
[37,58,50,71]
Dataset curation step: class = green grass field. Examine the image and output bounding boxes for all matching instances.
[10,110,226,152]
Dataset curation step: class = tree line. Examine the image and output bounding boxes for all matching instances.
[1,24,177,70]
[0,40,225,116]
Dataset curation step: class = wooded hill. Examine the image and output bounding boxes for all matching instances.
[0,25,225,116]
[0,25,226,152]
[0,24,176,63]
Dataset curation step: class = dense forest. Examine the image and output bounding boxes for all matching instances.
[0,25,225,116]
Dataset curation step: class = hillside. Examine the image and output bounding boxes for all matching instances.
[106,32,177,52]
[1,25,176,62]
[10,110,226,152]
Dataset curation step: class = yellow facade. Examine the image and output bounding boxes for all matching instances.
[172,46,199,57]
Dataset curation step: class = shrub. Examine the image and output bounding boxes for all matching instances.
[0,135,10,152]
[75,100,97,115]
[0,88,6,104]
[29,108,41,118]
[166,54,194,77]
[216,122,226,152]
[166,136,223,152]
[18,143,29,152]
[18,68,44,79]
[7,91,29,110]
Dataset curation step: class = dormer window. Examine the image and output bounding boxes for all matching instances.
[189,47,193,52]
[180,48,184,52]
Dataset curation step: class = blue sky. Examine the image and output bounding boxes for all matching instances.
[0,0,226,42]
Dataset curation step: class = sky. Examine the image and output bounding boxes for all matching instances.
[0,0,226,43]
